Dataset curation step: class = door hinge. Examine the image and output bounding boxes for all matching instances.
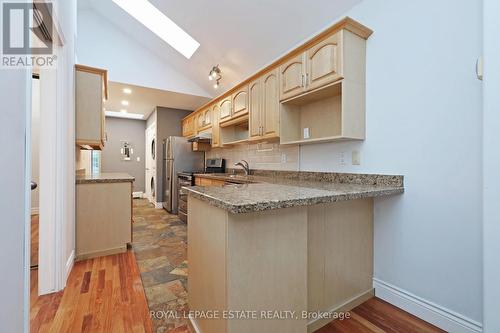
[476,56,483,81]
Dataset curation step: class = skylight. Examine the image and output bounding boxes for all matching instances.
[112,0,200,59]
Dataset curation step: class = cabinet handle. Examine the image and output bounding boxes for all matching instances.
[305,73,309,87]
[301,74,305,87]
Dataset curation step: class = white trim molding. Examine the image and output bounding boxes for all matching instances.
[64,250,75,283]
[132,191,145,198]
[189,315,202,333]
[373,278,482,333]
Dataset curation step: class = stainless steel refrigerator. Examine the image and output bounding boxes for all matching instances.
[162,136,204,213]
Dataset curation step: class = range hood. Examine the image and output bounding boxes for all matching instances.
[188,130,212,143]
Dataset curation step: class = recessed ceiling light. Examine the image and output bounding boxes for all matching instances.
[123,88,132,94]
[105,111,144,120]
[120,109,127,113]
[121,100,129,106]
[112,0,200,59]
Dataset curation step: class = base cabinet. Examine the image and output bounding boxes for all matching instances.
[76,182,132,260]
[188,197,374,333]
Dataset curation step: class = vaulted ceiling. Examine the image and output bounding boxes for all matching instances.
[78,0,362,99]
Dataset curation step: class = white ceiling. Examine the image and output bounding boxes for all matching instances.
[78,0,362,97]
[104,81,211,118]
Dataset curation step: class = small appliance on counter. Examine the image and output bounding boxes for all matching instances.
[205,158,225,173]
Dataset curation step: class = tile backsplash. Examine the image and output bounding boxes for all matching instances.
[206,143,299,171]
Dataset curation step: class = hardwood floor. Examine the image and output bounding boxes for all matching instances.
[315,297,446,333]
[30,251,153,333]
[30,203,443,333]
[31,214,39,268]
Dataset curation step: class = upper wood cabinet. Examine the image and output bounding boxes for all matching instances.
[279,31,345,101]
[196,112,204,129]
[248,79,262,139]
[75,64,108,150]
[249,68,280,140]
[219,97,232,122]
[262,69,280,137]
[307,32,343,91]
[279,53,306,101]
[231,85,249,118]
[204,108,212,126]
[211,104,221,147]
[180,18,372,146]
[182,116,195,137]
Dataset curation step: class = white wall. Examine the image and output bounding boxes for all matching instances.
[76,9,211,98]
[482,0,500,331]
[0,70,30,332]
[298,0,483,328]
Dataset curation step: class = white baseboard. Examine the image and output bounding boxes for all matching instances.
[189,315,202,333]
[132,191,145,198]
[64,250,75,286]
[31,207,39,215]
[373,278,482,333]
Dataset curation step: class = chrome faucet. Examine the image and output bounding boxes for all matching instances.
[234,160,250,175]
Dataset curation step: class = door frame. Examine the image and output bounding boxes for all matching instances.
[483,0,500,331]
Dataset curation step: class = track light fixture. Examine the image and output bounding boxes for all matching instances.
[208,65,222,89]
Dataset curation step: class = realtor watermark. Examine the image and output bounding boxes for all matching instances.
[1,1,56,68]
[150,310,352,321]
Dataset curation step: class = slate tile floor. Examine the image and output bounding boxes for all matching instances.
[132,199,191,333]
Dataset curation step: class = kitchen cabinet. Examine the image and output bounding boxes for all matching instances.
[306,32,343,91]
[182,116,195,137]
[279,53,306,101]
[279,31,343,101]
[248,79,262,139]
[211,104,221,147]
[219,97,232,122]
[194,176,225,187]
[180,18,372,147]
[76,177,133,260]
[231,85,249,118]
[204,108,212,126]
[75,64,108,150]
[249,68,280,140]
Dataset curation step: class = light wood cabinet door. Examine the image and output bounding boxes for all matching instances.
[248,79,262,139]
[204,108,212,126]
[262,69,279,137]
[75,66,107,149]
[211,104,221,147]
[196,112,204,130]
[306,32,343,91]
[219,97,232,122]
[182,116,195,137]
[232,85,249,117]
[279,53,306,100]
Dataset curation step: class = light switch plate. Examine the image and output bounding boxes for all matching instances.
[137,157,141,162]
[352,150,361,165]
[303,127,310,139]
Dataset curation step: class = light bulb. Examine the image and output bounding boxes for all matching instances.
[208,75,213,81]
[213,83,219,89]
[121,100,129,106]
[211,71,217,78]
[123,88,132,94]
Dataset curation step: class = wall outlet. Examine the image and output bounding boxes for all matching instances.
[281,153,287,163]
[136,157,141,162]
[303,127,310,139]
[352,150,361,165]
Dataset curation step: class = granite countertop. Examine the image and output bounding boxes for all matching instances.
[76,172,135,184]
[187,172,404,214]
